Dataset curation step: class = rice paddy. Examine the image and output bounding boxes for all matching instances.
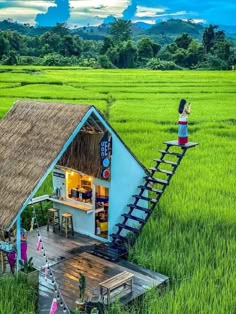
[0,67,235,313]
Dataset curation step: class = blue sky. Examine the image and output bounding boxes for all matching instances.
[0,0,235,26]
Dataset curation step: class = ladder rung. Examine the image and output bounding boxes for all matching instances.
[133,194,158,204]
[145,177,168,185]
[159,150,182,157]
[149,167,157,172]
[156,169,173,175]
[138,185,163,194]
[127,204,151,213]
[116,223,139,234]
[154,159,178,166]
[122,214,145,224]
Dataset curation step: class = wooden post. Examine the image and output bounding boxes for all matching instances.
[16,215,21,272]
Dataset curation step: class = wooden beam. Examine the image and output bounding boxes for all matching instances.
[89,116,105,133]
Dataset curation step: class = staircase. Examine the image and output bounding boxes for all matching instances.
[91,140,198,261]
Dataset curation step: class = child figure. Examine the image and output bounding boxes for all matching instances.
[178,99,191,145]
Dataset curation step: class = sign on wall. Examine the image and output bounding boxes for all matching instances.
[100,132,112,180]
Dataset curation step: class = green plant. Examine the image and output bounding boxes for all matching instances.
[19,257,35,273]
[0,275,37,313]
[78,273,86,302]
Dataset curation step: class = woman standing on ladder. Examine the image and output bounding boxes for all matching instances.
[178,99,191,145]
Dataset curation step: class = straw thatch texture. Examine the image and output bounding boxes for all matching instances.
[58,132,104,179]
[0,100,91,231]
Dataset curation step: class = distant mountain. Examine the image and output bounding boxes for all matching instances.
[134,22,153,30]
[142,19,205,44]
[0,19,51,36]
[0,18,235,43]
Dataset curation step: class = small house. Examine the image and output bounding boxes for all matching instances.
[0,101,148,244]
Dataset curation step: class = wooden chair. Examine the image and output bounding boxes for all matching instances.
[61,213,74,237]
[47,208,60,232]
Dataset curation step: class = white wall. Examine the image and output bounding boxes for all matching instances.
[109,135,148,240]
[53,202,95,236]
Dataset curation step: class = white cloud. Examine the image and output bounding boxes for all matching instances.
[69,0,130,25]
[136,6,166,18]
[20,1,55,10]
[189,18,206,24]
[156,10,187,17]
[0,7,39,23]
[133,19,156,24]
[0,0,55,23]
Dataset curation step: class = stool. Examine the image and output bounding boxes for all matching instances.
[61,213,74,237]
[47,208,60,232]
[0,252,8,273]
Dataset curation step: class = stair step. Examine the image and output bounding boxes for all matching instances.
[145,177,168,185]
[122,214,146,224]
[159,150,182,157]
[149,167,158,172]
[156,168,173,175]
[111,233,129,244]
[133,194,158,204]
[127,203,151,213]
[138,185,163,194]
[154,159,178,166]
[116,223,140,234]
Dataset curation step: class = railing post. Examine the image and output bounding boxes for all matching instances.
[16,215,21,273]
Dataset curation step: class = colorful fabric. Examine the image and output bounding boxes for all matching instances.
[178,136,188,145]
[49,298,58,314]
[7,252,16,268]
[178,115,188,145]
[7,241,28,268]
[21,241,27,263]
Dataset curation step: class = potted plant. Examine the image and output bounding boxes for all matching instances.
[75,273,87,312]
[19,257,39,286]
[90,307,99,314]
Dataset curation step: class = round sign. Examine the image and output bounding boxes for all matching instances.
[102,169,110,179]
[102,158,110,168]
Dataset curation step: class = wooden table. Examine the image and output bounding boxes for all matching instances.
[99,271,134,305]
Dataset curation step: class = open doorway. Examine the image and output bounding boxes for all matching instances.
[95,185,109,239]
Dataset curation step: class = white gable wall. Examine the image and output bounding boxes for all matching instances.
[108,133,148,240]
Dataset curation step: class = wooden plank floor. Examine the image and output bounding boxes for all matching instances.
[27,226,168,313]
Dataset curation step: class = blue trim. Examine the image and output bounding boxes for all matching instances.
[8,109,94,231]
[16,216,21,272]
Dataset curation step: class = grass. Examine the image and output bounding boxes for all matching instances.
[0,66,235,313]
[0,274,37,314]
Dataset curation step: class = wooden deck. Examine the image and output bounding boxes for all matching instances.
[27,226,168,313]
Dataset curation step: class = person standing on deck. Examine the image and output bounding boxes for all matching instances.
[178,99,191,145]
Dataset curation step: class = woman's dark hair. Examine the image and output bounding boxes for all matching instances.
[178,99,186,114]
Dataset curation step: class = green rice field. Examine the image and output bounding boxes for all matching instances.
[0,67,235,314]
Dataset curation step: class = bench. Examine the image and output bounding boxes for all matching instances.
[99,271,134,305]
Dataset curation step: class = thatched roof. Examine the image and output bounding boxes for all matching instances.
[0,100,147,232]
[0,100,91,231]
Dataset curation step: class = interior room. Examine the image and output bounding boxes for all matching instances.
[50,112,111,239]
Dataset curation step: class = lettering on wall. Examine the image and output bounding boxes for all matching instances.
[100,132,112,180]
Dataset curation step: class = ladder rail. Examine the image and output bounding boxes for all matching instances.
[111,143,196,249]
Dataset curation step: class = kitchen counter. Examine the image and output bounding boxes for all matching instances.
[49,197,93,213]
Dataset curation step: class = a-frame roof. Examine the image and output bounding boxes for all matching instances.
[0,100,147,231]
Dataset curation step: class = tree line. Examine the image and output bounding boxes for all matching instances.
[0,20,235,70]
